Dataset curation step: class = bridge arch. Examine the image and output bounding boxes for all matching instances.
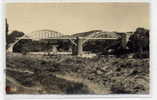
[7,35,30,52]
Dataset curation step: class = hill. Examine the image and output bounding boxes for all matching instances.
[64,30,122,39]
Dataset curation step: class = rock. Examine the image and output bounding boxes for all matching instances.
[96,70,103,75]
[128,54,134,59]
[101,66,108,71]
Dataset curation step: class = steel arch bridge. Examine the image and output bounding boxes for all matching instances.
[27,29,63,40]
[7,29,127,56]
[7,29,64,52]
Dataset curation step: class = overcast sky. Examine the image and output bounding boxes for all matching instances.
[6,3,149,35]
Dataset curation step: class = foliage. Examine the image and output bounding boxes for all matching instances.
[7,30,25,49]
[127,28,149,52]
[6,19,9,48]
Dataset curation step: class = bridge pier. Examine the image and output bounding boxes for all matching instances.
[7,47,13,52]
[52,45,57,53]
[121,33,127,49]
[47,45,58,55]
[77,37,83,56]
[72,37,83,56]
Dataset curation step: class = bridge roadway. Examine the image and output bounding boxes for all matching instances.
[45,37,118,40]
[42,37,120,46]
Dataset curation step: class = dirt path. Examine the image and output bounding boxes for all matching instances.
[55,73,111,94]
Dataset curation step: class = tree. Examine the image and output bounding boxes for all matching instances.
[6,19,9,48]
[127,27,149,58]
[7,30,25,46]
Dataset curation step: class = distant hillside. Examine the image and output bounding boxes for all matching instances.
[70,30,121,39]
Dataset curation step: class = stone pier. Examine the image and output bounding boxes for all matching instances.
[121,33,127,49]
[52,45,57,53]
[72,37,83,56]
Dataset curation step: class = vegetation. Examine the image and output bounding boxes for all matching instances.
[6,53,149,94]
[6,19,9,48]
[6,30,25,50]
[127,28,149,58]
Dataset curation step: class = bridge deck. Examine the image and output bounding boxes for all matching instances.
[42,37,119,40]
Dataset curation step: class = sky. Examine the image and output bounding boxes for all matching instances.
[6,3,149,35]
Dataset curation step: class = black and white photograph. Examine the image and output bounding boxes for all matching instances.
[5,2,150,95]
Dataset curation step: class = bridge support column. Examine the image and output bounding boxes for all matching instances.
[121,33,127,49]
[7,47,13,53]
[72,37,83,56]
[77,37,83,56]
[52,45,57,53]
[72,45,77,55]
[68,47,72,52]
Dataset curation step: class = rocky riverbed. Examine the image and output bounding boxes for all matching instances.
[6,53,149,94]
